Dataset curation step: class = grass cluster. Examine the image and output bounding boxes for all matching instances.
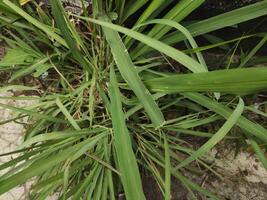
[0,0,267,199]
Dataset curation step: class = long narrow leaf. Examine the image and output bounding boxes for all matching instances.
[175,98,244,169]
[132,0,205,58]
[163,1,267,45]
[0,102,66,123]
[101,17,165,127]
[3,0,66,46]
[0,133,106,194]
[145,67,267,95]
[164,135,171,200]
[122,0,148,23]
[56,98,81,130]
[183,93,267,143]
[77,16,205,73]
[239,34,267,67]
[109,67,145,200]
[50,0,92,73]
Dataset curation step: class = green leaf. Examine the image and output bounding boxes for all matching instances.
[0,48,33,66]
[133,0,165,25]
[101,16,165,128]
[56,98,81,130]
[3,0,66,47]
[9,57,49,81]
[122,0,148,23]
[109,67,145,200]
[33,63,52,77]
[239,34,267,68]
[19,128,104,149]
[115,0,125,22]
[175,98,244,169]
[249,139,267,170]
[0,133,106,195]
[72,163,102,199]
[124,0,166,47]
[50,0,93,73]
[132,0,205,58]
[183,93,267,143]
[78,16,206,73]
[163,1,267,45]
[145,67,267,95]
[134,19,207,70]
[164,135,171,200]
[0,102,66,123]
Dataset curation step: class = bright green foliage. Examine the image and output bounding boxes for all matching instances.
[145,67,267,95]
[0,0,266,199]
[102,17,165,128]
[109,67,145,200]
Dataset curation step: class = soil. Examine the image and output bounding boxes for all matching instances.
[142,175,188,200]
[204,145,267,200]
[202,0,260,14]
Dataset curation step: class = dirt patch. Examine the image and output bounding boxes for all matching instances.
[203,147,267,200]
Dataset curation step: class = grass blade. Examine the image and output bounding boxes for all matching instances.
[9,57,50,82]
[163,1,267,45]
[134,19,207,70]
[239,34,267,68]
[249,139,267,170]
[50,0,92,73]
[164,135,171,200]
[131,0,204,58]
[3,0,66,46]
[0,133,106,195]
[109,67,145,200]
[0,102,66,123]
[77,16,205,73]
[145,67,267,95]
[183,93,267,143]
[122,0,148,23]
[175,98,244,169]
[101,17,165,127]
[56,98,81,130]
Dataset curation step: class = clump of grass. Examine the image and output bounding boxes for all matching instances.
[0,0,267,199]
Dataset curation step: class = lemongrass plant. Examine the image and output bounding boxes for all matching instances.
[0,0,267,199]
